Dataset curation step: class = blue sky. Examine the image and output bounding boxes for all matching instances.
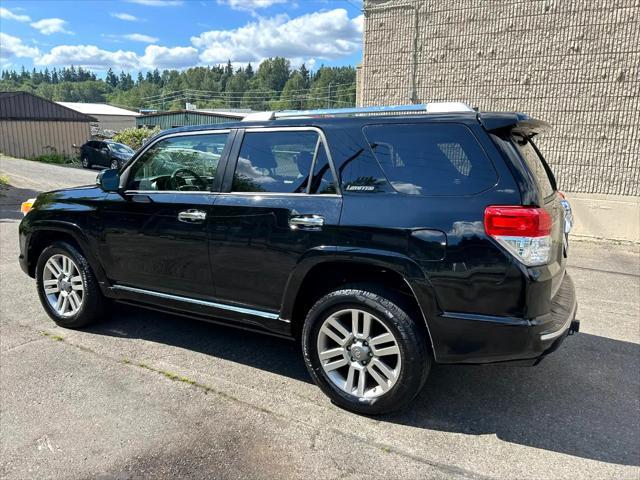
[0,0,363,74]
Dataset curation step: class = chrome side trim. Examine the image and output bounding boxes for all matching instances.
[112,284,285,322]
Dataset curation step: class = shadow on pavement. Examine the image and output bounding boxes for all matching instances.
[88,304,639,467]
[0,185,41,221]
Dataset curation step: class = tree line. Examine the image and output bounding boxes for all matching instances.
[0,58,357,112]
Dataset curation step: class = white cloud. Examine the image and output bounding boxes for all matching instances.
[30,18,72,35]
[0,33,40,61]
[0,7,31,22]
[123,33,159,43]
[217,0,287,11]
[141,45,198,68]
[126,0,183,6]
[192,9,363,64]
[111,12,140,21]
[35,44,198,70]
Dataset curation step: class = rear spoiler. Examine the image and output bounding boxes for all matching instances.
[478,112,551,136]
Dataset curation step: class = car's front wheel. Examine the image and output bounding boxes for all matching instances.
[81,155,90,169]
[35,241,106,328]
[110,159,119,170]
[302,284,431,415]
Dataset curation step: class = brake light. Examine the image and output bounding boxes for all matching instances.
[484,206,552,266]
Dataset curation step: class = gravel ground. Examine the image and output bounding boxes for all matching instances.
[1,155,639,479]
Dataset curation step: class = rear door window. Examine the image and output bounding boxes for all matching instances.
[232,130,336,194]
[362,123,497,196]
[512,135,555,199]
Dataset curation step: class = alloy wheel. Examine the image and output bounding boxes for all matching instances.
[81,156,89,168]
[42,254,85,317]
[110,159,119,169]
[317,308,401,399]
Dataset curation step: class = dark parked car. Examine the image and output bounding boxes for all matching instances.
[19,103,578,414]
[80,140,134,170]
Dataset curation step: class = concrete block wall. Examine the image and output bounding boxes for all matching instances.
[360,0,640,200]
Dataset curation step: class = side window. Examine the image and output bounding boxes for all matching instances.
[232,130,327,193]
[309,143,337,194]
[127,133,228,191]
[363,123,497,196]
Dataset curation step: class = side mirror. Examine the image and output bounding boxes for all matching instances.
[97,169,121,192]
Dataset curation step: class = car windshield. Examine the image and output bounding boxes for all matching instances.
[108,143,134,154]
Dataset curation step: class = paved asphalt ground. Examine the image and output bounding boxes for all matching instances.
[1,155,639,479]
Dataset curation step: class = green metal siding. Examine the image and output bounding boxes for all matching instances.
[136,112,237,130]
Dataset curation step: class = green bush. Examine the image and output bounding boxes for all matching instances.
[113,126,161,150]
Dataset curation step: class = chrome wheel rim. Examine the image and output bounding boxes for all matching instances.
[317,308,401,399]
[42,254,84,317]
[110,160,118,169]
[82,157,88,167]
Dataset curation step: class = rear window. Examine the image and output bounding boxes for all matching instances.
[513,135,555,198]
[362,123,497,196]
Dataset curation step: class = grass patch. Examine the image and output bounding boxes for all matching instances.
[29,153,78,166]
[41,331,64,341]
[0,174,9,187]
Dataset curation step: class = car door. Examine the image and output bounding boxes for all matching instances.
[87,141,99,165]
[99,130,232,299]
[96,142,110,167]
[208,127,342,317]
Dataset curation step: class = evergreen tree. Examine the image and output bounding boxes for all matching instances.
[106,68,118,88]
[299,63,310,88]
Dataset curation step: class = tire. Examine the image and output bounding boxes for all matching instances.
[302,284,431,415]
[110,159,119,170]
[81,155,90,169]
[35,241,107,329]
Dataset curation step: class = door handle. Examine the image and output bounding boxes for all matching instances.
[289,214,324,231]
[178,209,207,223]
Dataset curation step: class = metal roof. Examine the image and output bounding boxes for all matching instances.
[0,91,96,122]
[139,109,246,119]
[56,102,141,117]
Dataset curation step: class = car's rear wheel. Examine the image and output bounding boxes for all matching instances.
[36,241,106,328]
[81,155,90,169]
[110,159,119,170]
[302,284,431,415]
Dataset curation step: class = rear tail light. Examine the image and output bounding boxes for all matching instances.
[484,206,552,266]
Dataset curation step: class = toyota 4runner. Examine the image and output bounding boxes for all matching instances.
[19,103,579,414]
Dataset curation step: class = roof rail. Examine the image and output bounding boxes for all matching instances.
[240,102,474,122]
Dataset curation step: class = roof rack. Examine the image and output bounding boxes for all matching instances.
[241,102,474,122]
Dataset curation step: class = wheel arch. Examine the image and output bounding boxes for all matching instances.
[281,248,439,358]
[25,221,109,290]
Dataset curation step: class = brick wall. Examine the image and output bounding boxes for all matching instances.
[360,0,639,196]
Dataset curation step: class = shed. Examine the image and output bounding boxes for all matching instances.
[57,102,140,134]
[0,91,95,159]
[136,110,246,130]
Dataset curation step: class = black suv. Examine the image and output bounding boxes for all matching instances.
[80,140,134,170]
[19,104,578,414]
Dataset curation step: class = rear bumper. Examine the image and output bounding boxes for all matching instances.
[430,273,578,364]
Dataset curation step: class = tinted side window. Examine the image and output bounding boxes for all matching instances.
[127,133,228,191]
[513,135,555,198]
[309,143,337,194]
[363,123,498,196]
[232,131,320,193]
